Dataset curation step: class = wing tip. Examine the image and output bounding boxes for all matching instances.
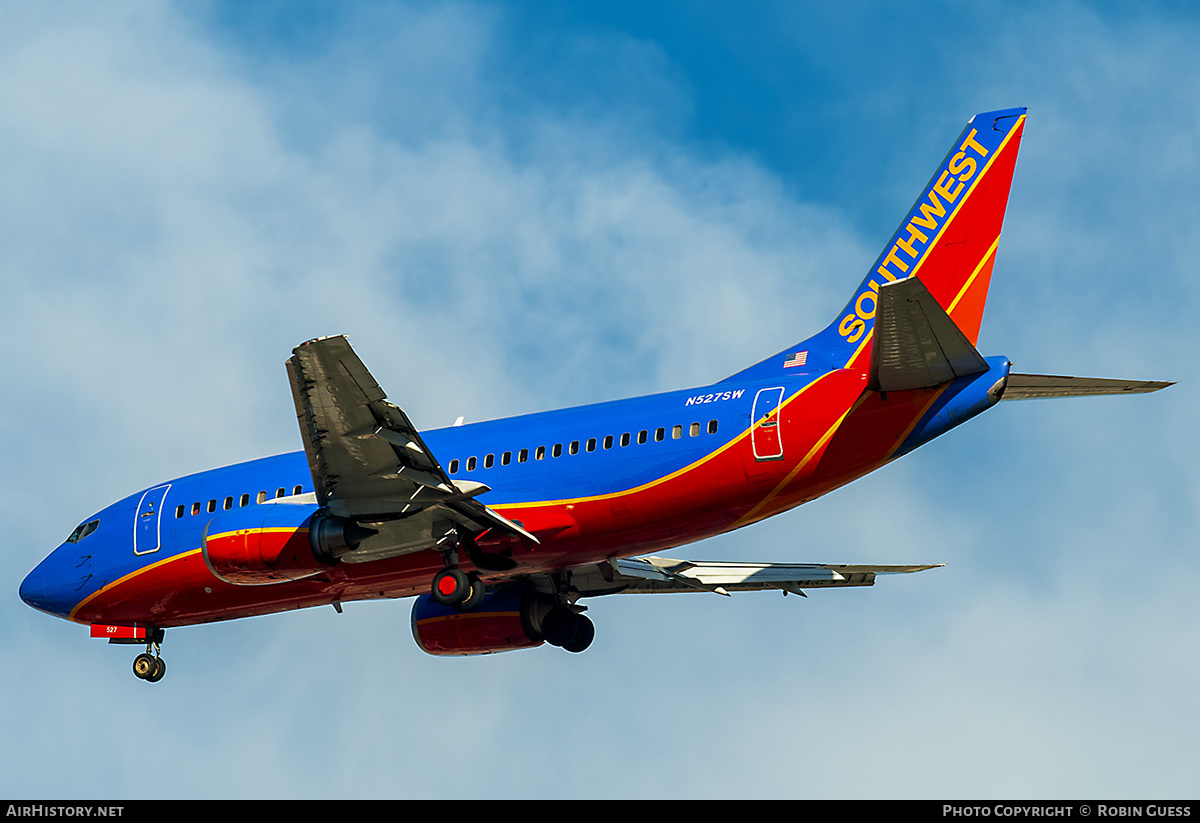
[294,334,350,353]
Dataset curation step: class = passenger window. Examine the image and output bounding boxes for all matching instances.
[535,446,545,461]
[586,438,596,452]
[207,500,217,513]
[518,449,528,463]
[708,420,718,434]
[192,502,201,516]
[240,493,250,507]
[655,427,665,442]
[484,454,495,469]
[175,505,185,519]
[449,459,459,474]
[293,485,303,496]
[638,430,648,444]
[257,491,267,504]
[467,456,477,471]
[223,496,233,510]
[672,425,683,440]
[603,435,613,450]
[690,422,700,437]
[553,443,563,458]
[569,441,579,455]
[620,432,630,447]
[502,451,512,466]
[275,488,285,499]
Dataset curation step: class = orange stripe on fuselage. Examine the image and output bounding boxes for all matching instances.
[489,368,871,562]
[71,372,950,627]
[67,550,198,625]
[731,382,948,529]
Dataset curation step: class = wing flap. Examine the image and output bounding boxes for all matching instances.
[287,335,531,561]
[287,335,456,514]
[569,556,942,596]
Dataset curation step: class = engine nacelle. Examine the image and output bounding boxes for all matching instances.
[411,584,553,656]
[202,503,360,585]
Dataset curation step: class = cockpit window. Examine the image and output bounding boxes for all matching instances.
[66,519,100,544]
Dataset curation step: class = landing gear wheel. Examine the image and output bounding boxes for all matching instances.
[460,575,486,612]
[541,606,594,652]
[146,657,167,682]
[562,614,595,653]
[432,567,470,607]
[133,653,157,680]
[431,567,485,611]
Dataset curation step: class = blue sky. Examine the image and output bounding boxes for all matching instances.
[2,1,1196,798]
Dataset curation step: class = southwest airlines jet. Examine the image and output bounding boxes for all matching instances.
[21,108,1170,682]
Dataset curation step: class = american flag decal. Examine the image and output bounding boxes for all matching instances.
[784,351,808,368]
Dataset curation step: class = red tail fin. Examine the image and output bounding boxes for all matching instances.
[840,108,1027,367]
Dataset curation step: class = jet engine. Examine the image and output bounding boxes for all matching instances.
[411,583,595,655]
[411,584,550,655]
[202,503,363,585]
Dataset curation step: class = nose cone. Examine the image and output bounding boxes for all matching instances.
[20,548,78,620]
[20,562,52,613]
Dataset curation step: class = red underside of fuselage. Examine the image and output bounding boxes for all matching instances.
[69,367,949,629]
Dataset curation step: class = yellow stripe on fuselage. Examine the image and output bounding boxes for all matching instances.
[68,548,204,624]
[501,371,843,512]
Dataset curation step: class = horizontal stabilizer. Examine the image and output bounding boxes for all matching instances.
[1001,373,1174,400]
[869,276,989,392]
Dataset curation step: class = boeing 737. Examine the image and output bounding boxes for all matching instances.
[20,108,1171,682]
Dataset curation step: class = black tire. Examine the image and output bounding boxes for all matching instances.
[146,657,166,683]
[561,614,594,653]
[431,567,470,607]
[541,606,581,647]
[459,575,486,612]
[132,653,156,680]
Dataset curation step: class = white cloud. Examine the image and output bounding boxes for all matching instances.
[3,0,1197,799]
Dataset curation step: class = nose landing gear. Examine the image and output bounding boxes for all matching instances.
[130,632,167,683]
[132,651,166,682]
[93,624,168,683]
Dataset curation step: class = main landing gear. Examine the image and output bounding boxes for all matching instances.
[539,605,594,653]
[431,566,486,611]
[430,526,490,612]
[427,527,595,654]
[526,574,595,653]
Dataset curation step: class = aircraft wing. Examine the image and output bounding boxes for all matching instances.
[286,336,535,559]
[566,556,942,597]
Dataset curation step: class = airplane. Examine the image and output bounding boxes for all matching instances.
[20,107,1172,682]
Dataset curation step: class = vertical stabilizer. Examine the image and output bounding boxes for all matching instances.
[726,108,1025,384]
